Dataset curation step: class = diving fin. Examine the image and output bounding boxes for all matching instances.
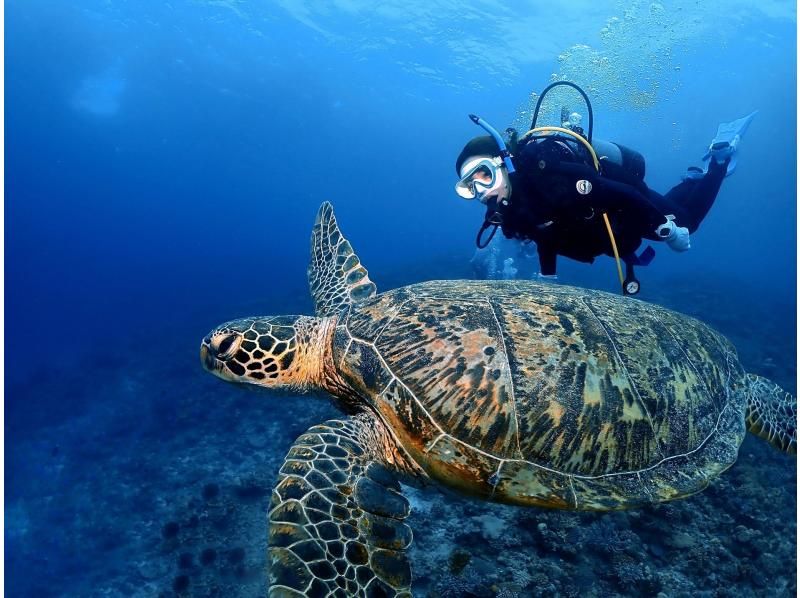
[701,110,758,177]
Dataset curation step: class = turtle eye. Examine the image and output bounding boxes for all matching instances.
[216,334,240,360]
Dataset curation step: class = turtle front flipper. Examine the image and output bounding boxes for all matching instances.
[744,373,797,454]
[269,415,412,597]
[308,202,377,317]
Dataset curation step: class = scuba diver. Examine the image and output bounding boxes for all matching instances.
[455,81,757,294]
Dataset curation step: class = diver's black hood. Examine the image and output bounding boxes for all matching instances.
[455,135,501,174]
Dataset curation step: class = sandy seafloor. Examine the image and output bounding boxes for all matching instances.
[6,260,796,598]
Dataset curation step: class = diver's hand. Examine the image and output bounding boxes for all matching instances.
[655,218,691,252]
[667,226,690,251]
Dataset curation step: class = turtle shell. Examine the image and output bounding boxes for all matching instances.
[332,280,747,510]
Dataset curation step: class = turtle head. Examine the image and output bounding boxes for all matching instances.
[201,315,329,391]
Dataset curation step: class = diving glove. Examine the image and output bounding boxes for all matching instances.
[656,217,690,252]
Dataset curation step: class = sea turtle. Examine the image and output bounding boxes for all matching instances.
[200,202,796,597]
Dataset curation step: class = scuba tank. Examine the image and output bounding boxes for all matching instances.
[592,138,647,192]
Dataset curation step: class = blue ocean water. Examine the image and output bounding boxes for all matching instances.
[6,1,797,596]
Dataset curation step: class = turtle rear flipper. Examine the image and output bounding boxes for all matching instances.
[744,373,796,454]
[308,202,377,318]
[269,415,412,597]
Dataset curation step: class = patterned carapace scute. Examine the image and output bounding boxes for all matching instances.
[268,415,412,597]
[309,202,377,318]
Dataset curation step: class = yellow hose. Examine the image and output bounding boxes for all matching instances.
[519,126,601,171]
[602,213,625,288]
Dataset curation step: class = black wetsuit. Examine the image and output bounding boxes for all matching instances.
[493,138,728,276]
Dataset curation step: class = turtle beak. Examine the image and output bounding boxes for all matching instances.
[200,342,216,372]
[200,337,228,375]
[200,336,241,383]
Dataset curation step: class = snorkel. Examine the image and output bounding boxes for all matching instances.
[468,114,516,173]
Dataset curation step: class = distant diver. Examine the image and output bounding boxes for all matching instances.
[454,81,757,294]
[469,235,535,280]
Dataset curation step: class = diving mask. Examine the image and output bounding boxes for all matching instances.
[455,156,508,202]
